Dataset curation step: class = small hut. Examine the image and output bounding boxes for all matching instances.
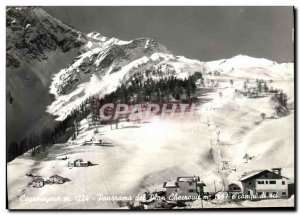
[67,161,75,168]
[48,175,66,184]
[74,159,83,167]
[32,178,45,188]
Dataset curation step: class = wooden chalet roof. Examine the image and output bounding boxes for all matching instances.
[240,169,288,182]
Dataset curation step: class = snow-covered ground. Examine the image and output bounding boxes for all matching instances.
[191,196,294,208]
[7,75,294,209]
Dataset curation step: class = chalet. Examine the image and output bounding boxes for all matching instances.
[32,178,44,188]
[80,161,89,167]
[163,181,179,200]
[68,159,91,167]
[67,161,75,168]
[228,183,242,193]
[228,183,242,198]
[48,175,66,184]
[74,159,83,167]
[163,176,206,200]
[240,168,289,199]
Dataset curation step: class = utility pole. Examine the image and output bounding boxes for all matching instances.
[216,130,220,145]
[214,180,216,193]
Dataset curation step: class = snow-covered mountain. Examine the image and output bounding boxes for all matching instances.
[47,43,293,121]
[47,32,204,120]
[204,55,293,79]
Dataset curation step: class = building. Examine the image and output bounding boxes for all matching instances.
[240,168,289,199]
[163,176,206,200]
[68,159,90,167]
[67,161,75,168]
[228,183,242,198]
[163,181,179,200]
[32,178,44,188]
[48,175,66,184]
[228,183,242,193]
[74,159,83,167]
[80,161,89,167]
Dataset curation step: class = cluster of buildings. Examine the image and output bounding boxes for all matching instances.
[31,157,92,188]
[162,168,289,202]
[32,175,69,188]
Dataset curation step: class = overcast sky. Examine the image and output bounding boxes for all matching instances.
[44,6,294,63]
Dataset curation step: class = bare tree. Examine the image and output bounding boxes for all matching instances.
[260,113,266,120]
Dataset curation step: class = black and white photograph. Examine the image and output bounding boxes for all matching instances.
[5,4,295,210]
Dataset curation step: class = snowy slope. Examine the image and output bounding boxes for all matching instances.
[204,55,293,80]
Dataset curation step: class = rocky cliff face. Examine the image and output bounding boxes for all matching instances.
[6,6,86,68]
[6,7,86,146]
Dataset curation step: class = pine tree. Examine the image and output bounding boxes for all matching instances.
[263,82,268,92]
[257,80,262,93]
[243,81,247,91]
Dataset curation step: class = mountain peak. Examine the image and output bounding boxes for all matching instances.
[229,54,276,66]
[87,32,108,42]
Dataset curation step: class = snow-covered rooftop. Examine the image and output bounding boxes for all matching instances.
[33,177,44,182]
[177,176,200,182]
[163,181,179,188]
[240,169,289,182]
[240,170,264,181]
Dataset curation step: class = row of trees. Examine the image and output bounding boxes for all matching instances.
[243,79,269,93]
[87,73,202,125]
[242,79,288,106]
[254,79,289,107]
[8,128,55,162]
[119,73,201,102]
